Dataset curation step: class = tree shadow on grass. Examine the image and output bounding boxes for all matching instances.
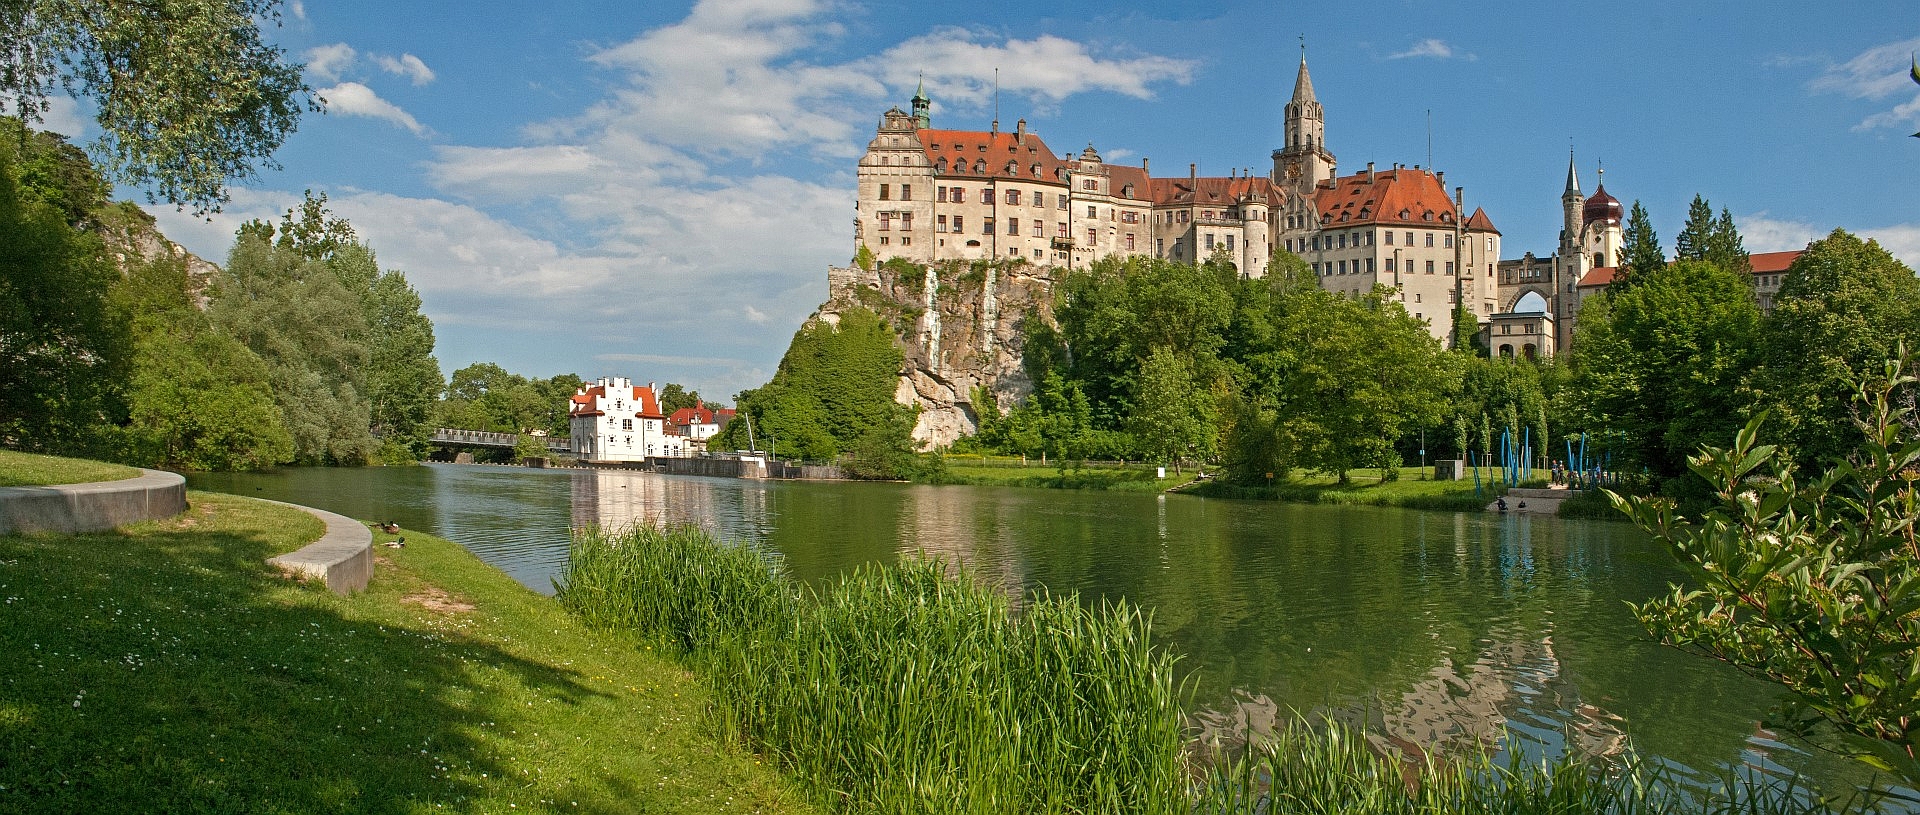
[0,510,614,814]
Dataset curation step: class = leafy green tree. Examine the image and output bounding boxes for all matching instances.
[1054,256,1234,428]
[714,308,910,462]
[1751,229,1920,467]
[211,232,375,464]
[364,268,441,460]
[1616,360,1920,781]
[108,251,290,470]
[3,0,316,213]
[1706,208,1752,275]
[1127,347,1216,473]
[0,116,108,226]
[657,383,708,416]
[1612,201,1664,292]
[1568,260,1760,480]
[0,144,127,451]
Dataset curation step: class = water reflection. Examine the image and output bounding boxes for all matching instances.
[186,464,1889,797]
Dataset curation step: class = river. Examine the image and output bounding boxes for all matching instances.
[188,463,1888,798]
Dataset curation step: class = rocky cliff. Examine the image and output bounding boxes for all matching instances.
[819,260,1057,447]
[93,202,221,306]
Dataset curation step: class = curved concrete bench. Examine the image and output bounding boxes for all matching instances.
[0,468,187,535]
[262,500,373,595]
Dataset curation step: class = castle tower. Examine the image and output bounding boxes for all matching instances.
[1273,52,1336,197]
[910,76,931,129]
[1559,151,1584,258]
[1580,168,1624,269]
[854,107,934,263]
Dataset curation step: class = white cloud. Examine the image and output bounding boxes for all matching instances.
[1389,39,1474,61]
[1739,212,1920,269]
[319,82,430,136]
[373,53,436,86]
[289,0,306,22]
[304,43,357,84]
[1809,37,1920,132]
[1,95,90,139]
[875,29,1198,107]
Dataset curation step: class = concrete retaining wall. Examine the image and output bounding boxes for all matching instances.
[263,500,373,595]
[0,469,188,535]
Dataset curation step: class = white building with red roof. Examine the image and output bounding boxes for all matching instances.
[664,401,735,447]
[567,376,687,462]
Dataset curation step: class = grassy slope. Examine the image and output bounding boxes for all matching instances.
[936,462,1199,492]
[0,449,141,487]
[0,492,820,815]
[1185,468,1545,511]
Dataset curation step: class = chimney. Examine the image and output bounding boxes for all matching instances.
[1142,157,1149,176]
[1366,161,1375,182]
[648,381,656,394]
[1455,186,1464,208]
[1016,118,1026,143]
[1436,171,1446,186]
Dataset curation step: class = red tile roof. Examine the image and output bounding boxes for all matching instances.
[1311,168,1484,231]
[920,129,1067,181]
[1577,266,1618,288]
[1749,250,1802,274]
[1465,207,1499,235]
[1149,175,1284,208]
[569,383,663,419]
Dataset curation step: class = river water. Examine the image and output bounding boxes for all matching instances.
[188,463,1888,797]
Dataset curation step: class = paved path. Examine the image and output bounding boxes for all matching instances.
[0,468,187,535]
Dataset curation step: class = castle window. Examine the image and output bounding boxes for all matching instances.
[1444,234,1453,248]
[1005,161,1018,175]
[1386,258,1395,272]
[1415,293,1422,303]
[1367,258,1375,273]
[1426,260,1435,274]
[1087,205,1097,218]
[937,215,947,232]
[901,184,911,200]
[879,236,889,245]
[936,159,948,174]
[1033,219,1043,235]
[1005,218,1017,235]
[1338,233,1347,249]
[1058,195,1067,210]
[1087,227,1096,245]
[974,159,986,173]
[879,184,890,201]
[1082,179,1097,190]
[877,212,891,230]
[1006,189,1020,205]
[938,186,948,202]
[1226,234,1235,252]
[1384,230,1394,245]
[1126,233,1135,250]
[979,188,991,204]
[1425,233,1434,247]
[1405,231,1413,244]
[900,213,912,230]
[1156,238,1164,255]
[1057,222,1067,237]
[1335,259,1343,273]
[1031,163,1042,177]
[1444,261,1453,275]
[622,419,633,430]
[953,216,963,232]
[983,219,994,234]
[1206,234,1216,251]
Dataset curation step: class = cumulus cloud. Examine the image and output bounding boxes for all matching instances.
[319,82,430,136]
[374,53,436,86]
[1389,39,1474,61]
[304,43,357,84]
[875,29,1197,107]
[1808,37,1920,132]
[1,95,90,139]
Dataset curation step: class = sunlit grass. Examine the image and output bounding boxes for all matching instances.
[0,492,819,813]
[0,448,141,487]
[936,461,1198,492]
[1188,467,1547,511]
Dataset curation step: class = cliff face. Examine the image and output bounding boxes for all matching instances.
[821,261,1056,447]
[92,203,221,307]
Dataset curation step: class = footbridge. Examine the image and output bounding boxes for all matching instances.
[429,428,572,455]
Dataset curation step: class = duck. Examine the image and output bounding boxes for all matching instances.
[382,537,405,549]
[379,521,401,534]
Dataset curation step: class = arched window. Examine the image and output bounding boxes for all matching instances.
[1594,252,1604,267]
[1499,344,1514,358]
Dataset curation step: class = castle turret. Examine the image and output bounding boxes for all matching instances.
[1560,151,1584,258]
[910,76,931,129]
[1273,52,1335,196]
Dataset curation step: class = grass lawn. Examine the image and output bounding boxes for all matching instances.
[1187,467,1544,511]
[0,491,821,814]
[935,462,1199,492]
[0,449,141,487]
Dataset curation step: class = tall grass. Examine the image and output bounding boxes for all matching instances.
[560,526,1187,814]
[561,524,1900,815]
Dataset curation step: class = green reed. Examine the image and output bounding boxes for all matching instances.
[561,524,1900,815]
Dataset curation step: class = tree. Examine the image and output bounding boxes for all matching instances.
[714,308,911,462]
[1615,359,1920,782]
[1128,347,1216,473]
[0,116,107,226]
[657,383,706,416]
[1705,208,1752,275]
[1568,260,1760,480]
[1673,195,1714,263]
[363,268,441,461]
[0,143,127,451]
[3,0,316,213]
[210,232,375,464]
[1751,229,1920,467]
[1611,200,1664,291]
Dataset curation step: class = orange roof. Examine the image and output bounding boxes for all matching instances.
[1749,250,1802,274]
[920,129,1067,181]
[1149,174,1284,208]
[1465,207,1499,235]
[1311,168,1476,230]
[569,383,663,419]
[1577,266,1618,288]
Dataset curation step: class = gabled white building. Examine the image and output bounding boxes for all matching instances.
[567,377,687,462]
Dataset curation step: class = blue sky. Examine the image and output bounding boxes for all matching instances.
[46,1,1920,400]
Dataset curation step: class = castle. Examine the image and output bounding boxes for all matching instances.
[853,55,1506,345]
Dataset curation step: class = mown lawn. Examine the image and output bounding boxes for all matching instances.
[0,491,820,814]
[0,449,141,487]
[935,462,1199,492]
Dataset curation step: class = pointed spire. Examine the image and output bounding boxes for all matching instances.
[1563,149,1581,196]
[912,72,927,102]
[1291,49,1317,105]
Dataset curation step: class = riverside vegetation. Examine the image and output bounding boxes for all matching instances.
[559,522,1906,814]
